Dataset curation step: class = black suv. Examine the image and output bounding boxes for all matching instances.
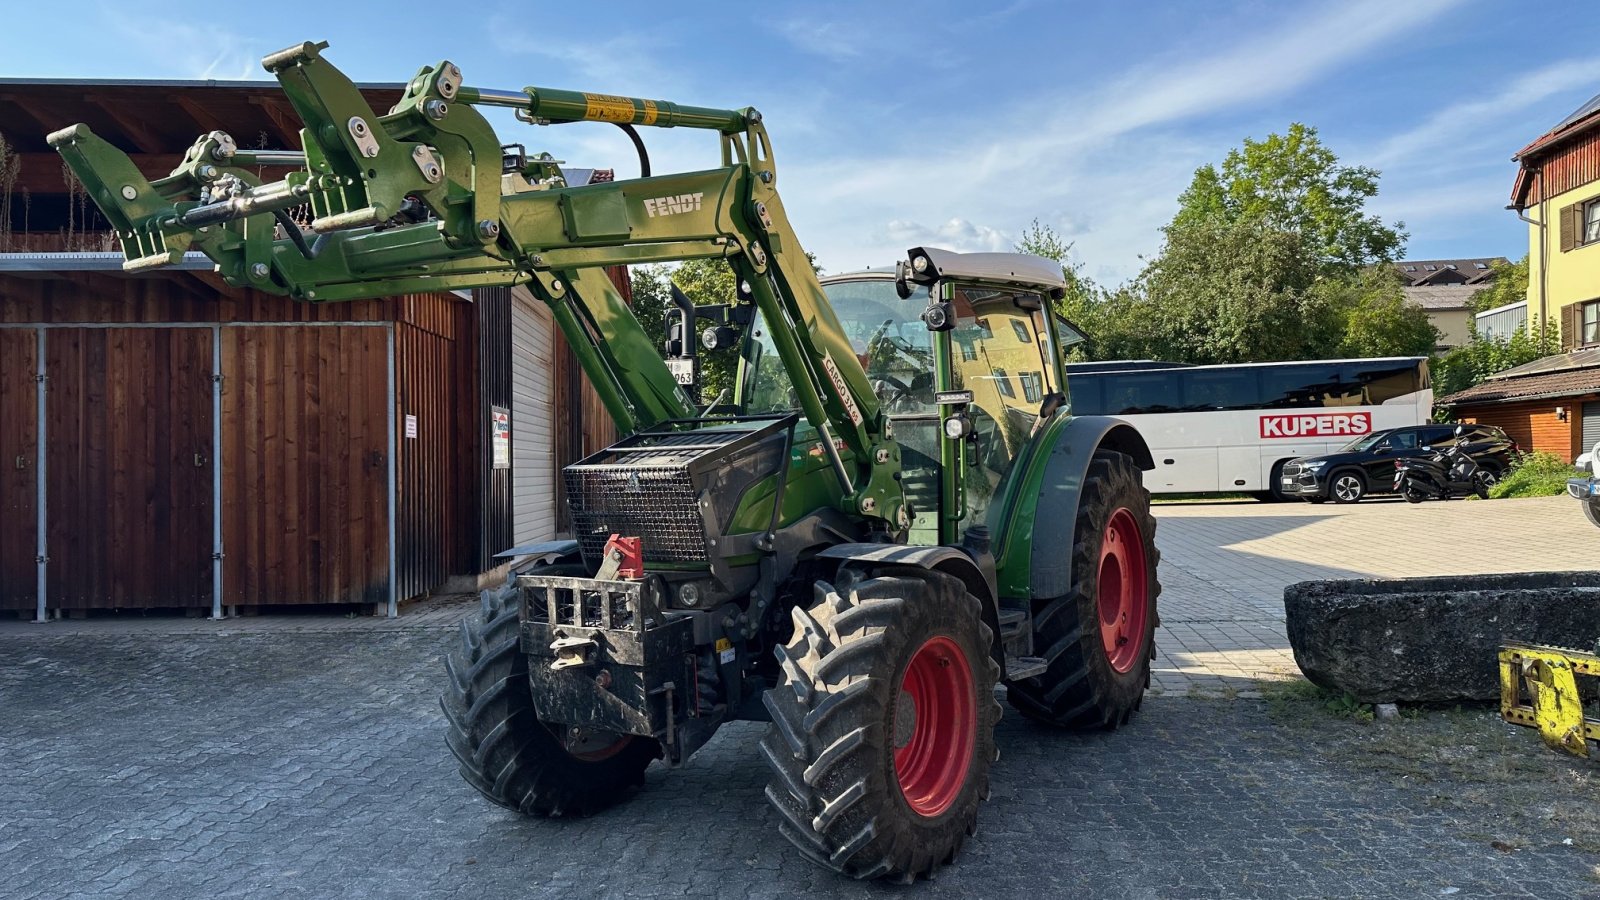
[1279,423,1517,504]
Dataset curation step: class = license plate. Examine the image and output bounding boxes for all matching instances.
[665,357,696,386]
[1281,478,1292,486]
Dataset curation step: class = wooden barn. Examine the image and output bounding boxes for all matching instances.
[0,79,617,619]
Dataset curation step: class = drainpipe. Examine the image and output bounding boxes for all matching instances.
[1507,160,1548,340]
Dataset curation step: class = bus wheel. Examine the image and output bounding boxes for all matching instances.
[1265,461,1294,502]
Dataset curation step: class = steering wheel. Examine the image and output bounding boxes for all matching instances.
[873,374,917,411]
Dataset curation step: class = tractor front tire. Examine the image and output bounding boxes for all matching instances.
[761,570,1001,882]
[441,569,659,817]
[1008,450,1160,729]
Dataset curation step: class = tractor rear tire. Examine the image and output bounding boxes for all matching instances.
[761,569,1001,882]
[1008,450,1160,729]
[441,566,660,816]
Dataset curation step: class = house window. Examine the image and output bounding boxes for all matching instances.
[1010,320,1032,343]
[1424,264,1436,271]
[1584,300,1600,347]
[993,367,1015,398]
[1019,371,1043,403]
[1586,200,1600,245]
[959,341,977,361]
[1404,265,1416,272]
[1474,262,1488,269]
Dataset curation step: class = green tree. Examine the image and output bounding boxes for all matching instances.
[1015,219,1159,361]
[630,254,822,405]
[1335,268,1439,358]
[1133,219,1348,364]
[1169,123,1406,272]
[1432,256,1553,397]
[1466,256,1529,314]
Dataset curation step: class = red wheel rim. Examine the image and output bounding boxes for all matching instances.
[893,635,976,818]
[1097,507,1149,674]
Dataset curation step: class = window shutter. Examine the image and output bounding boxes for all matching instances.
[1562,302,1580,351]
[1560,203,1577,251]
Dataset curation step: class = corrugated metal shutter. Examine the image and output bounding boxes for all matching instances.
[1583,401,1600,454]
[511,287,557,544]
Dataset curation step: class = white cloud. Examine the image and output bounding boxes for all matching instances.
[1371,56,1600,168]
[101,9,261,80]
[775,0,1464,282]
[883,218,1013,253]
[774,18,869,61]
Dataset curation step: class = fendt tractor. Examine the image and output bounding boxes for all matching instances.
[51,42,1162,881]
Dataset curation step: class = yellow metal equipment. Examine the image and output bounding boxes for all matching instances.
[1499,642,1600,758]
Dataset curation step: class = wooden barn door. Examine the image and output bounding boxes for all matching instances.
[221,325,389,606]
[45,327,215,610]
[0,329,39,612]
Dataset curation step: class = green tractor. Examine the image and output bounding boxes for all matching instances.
[51,42,1161,882]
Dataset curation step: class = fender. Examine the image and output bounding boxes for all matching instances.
[1012,415,1153,600]
[817,543,1003,666]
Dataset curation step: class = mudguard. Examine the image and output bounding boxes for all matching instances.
[817,543,1003,665]
[1025,416,1153,600]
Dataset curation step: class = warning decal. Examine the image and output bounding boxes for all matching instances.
[582,93,638,123]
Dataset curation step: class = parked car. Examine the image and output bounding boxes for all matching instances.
[1569,440,1600,529]
[1279,423,1517,504]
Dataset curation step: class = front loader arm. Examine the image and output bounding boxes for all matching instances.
[50,40,905,530]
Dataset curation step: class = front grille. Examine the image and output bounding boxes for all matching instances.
[565,466,706,564]
[1282,462,1303,477]
[562,418,793,569]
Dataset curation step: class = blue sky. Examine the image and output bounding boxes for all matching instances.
[2,0,1597,284]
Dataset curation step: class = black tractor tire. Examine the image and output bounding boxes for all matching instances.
[441,566,660,817]
[761,569,1001,883]
[1328,469,1367,504]
[1008,450,1160,730]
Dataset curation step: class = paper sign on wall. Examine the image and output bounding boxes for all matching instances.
[405,414,418,439]
[492,406,511,469]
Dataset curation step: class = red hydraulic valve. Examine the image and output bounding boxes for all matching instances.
[602,534,644,579]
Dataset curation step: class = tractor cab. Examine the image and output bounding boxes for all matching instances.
[744,249,1071,545]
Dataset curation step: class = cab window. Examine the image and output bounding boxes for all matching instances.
[949,285,1056,526]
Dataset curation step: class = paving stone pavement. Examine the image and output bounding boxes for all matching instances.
[4,630,1597,900]
[1148,495,1598,696]
[3,494,1596,897]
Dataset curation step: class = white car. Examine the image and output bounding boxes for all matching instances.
[1570,440,1600,529]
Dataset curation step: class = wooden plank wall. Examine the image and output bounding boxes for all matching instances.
[1459,398,1585,463]
[44,327,213,609]
[395,293,476,600]
[0,271,392,325]
[1529,129,1600,204]
[0,329,38,610]
[221,326,390,606]
[0,271,483,610]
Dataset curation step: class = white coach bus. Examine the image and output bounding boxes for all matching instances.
[1064,357,1433,498]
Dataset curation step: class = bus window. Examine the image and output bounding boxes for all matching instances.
[1067,375,1103,415]
[1101,371,1180,415]
[1343,361,1422,404]
[1183,369,1261,410]
[1260,365,1346,408]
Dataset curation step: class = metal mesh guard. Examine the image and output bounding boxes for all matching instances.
[565,465,706,564]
